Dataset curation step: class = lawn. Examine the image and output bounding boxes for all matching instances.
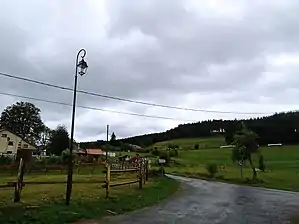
[164,144,299,192]
[0,169,179,223]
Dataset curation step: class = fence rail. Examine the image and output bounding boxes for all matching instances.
[104,160,149,198]
[0,158,150,203]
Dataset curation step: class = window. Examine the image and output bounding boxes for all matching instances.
[8,141,13,146]
[1,134,7,138]
[24,144,28,148]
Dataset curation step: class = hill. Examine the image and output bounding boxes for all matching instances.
[152,136,226,150]
[119,111,299,147]
[81,111,299,149]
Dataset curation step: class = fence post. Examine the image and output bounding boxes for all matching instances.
[145,160,149,181]
[14,158,25,202]
[105,164,110,198]
[143,162,146,185]
[138,163,143,189]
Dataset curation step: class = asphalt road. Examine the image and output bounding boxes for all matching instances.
[102,175,299,224]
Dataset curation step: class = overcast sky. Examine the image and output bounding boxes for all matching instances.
[1,0,299,142]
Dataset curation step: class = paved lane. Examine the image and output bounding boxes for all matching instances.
[102,175,299,224]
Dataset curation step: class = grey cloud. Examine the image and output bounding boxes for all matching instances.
[1,0,299,141]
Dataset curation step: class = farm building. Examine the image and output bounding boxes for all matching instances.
[0,128,36,155]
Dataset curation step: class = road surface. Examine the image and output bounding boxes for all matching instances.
[102,175,299,224]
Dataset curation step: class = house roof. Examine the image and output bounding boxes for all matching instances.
[0,128,36,150]
[73,148,86,154]
[86,149,104,155]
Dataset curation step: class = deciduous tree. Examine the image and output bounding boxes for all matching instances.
[47,125,70,155]
[232,123,264,180]
[0,101,44,144]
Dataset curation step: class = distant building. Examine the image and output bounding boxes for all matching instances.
[0,129,36,155]
[128,144,144,151]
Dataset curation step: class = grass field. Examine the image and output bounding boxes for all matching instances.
[162,143,299,192]
[112,137,299,192]
[0,168,179,223]
[152,136,226,149]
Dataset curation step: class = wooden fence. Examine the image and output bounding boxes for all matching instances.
[103,160,149,198]
[0,158,150,202]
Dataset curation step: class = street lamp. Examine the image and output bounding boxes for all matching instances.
[66,49,88,205]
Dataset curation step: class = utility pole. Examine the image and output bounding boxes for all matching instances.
[106,125,109,163]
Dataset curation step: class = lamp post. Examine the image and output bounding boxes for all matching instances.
[66,49,88,205]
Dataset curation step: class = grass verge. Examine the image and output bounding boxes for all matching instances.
[0,176,179,224]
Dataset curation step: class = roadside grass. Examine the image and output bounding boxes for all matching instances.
[0,171,179,223]
[162,145,299,192]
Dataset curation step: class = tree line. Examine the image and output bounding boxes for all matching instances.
[3,101,299,152]
[111,111,299,147]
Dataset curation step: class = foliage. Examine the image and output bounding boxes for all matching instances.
[47,125,70,155]
[61,148,77,164]
[47,155,62,164]
[0,101,45,144]
[110,132,116,141]
[194,144,199,150]
[79,111,299,148]
[120,142,131,152]
[148,167,165,177]
[36,126,52,154]
[152,148,160,156]
[232,124,263,180]
[167,144,179,149]
[169,149,179,157]
[0,155,13,165]
[159,151,170,163]
[205,163,218,178]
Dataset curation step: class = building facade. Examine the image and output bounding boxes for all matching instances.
[0,129,36,155]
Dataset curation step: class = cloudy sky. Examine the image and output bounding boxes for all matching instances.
[1,0,299,142]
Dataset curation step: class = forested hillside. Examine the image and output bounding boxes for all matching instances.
[81,111,299,148]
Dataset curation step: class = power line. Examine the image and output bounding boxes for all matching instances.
[0,71,269,115]
[0,91,196,122]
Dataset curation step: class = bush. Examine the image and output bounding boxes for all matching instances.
[47,155,62,164]
[0,155,14,165]
[169,149,179,157]
[159,151,170,163]
[148,167,165,177]
[152,148,160,156]
[61,149,77,164]
[194,144,199,150]
[168,144,179,149]
[205,163,218,178]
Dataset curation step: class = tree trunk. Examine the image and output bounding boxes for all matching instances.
[240,155,244,179]
[248,154,257,180]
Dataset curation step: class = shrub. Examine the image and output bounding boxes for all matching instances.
[169,149,179,157]
[61,149,77,164]
[152,148,160,156]
[159,151,170,163]
[148,167,165,177]
[47,155,62,164]
[205,163,218,178]
[168,144,179,149]
[194,144,199,150]
[0,155,13,165]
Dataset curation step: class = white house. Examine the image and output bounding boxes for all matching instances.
[0,129,36,155]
